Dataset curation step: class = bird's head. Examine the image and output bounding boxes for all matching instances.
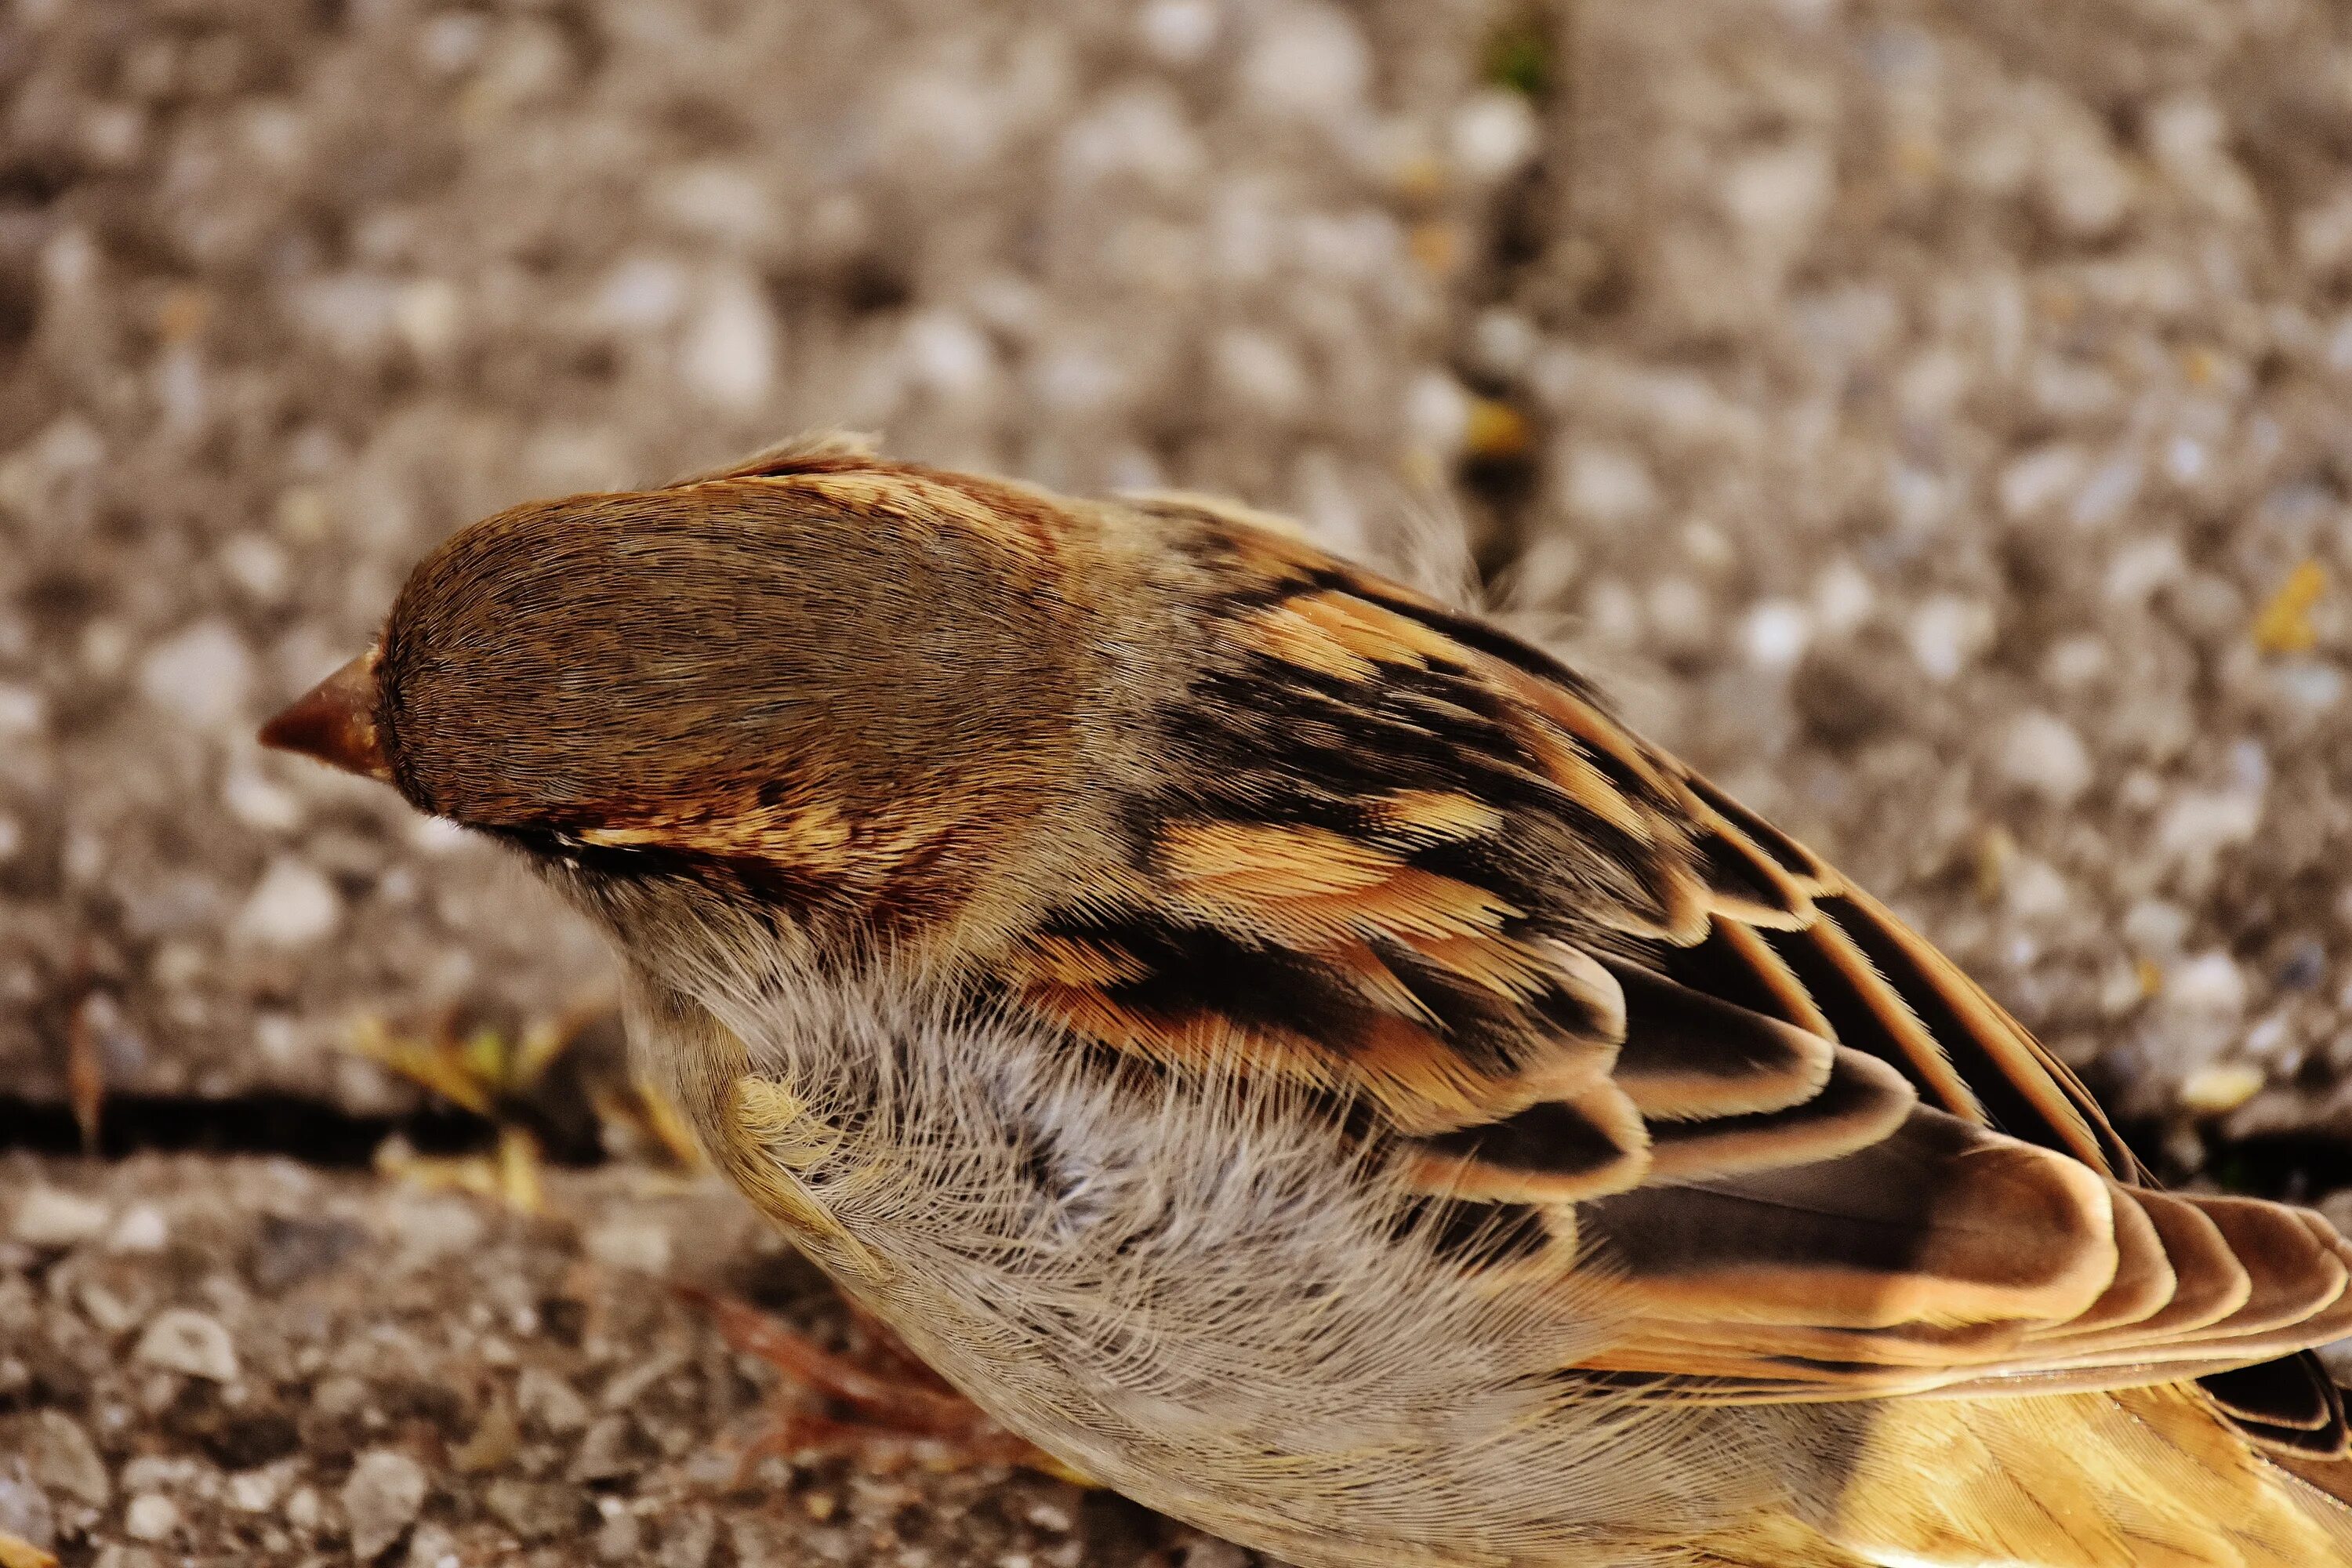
[260,445,1108,958]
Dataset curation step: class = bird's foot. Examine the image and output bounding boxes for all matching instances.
[681,1284,1088,1485]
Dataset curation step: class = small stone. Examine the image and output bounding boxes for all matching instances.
[595,1505,644,1563]
[1998,443,2085,521]
[1995,710,2092,805]
[122,1494,178,1544]
[0,684,44,739]
[106,1206,169,1254]
[1905,595,1993,682]
[568,1414,648,1483]
[23,1411,108,1506]
[1402,370,1471,458]
[1560,442,1659,529]
[902,311,994,403]
[137,619,253,731]
[248,1214,366,1294]
[583,1215,672,1276]
[226,1464,289,1514]
[403,1523,462,1568]
[1138,0,1219,64]
[656,1510,719,1568]
[1240,2,1369,124]
[234,857,343,949]
[1211,330,1308,420]
[1180,1538,1253,1568]
[12,1189,109,1248]
[678,270,778,412]
[515,1367,590,1438]
[2123,899,2192,956]
[220,534,292,602]
[223,770,304,833]
[1740,601,1813,673]
[484,1479,579,1543]
[135,1308,239,1382]
[2166,951,2248,1018]
[2179,1062,2263,1116]
[342,1449,428,1562]
[2157,790,2263,878]
[0,1458,53,1552]
[1450,89,1537,182]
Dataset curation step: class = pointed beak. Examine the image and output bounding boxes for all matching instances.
[258,649,394,784]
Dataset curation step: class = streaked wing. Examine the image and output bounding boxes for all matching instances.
[1008,499,2352,1449]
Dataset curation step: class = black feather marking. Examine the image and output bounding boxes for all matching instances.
[1757,922,1940,1103]
[1653,923,1813,1032]
[1686,775,1830,884]
[1416,1098,1634,1184]
[1694,830,1804,919]
[1394,1195,1559,1275]
[1821,894,2135,1173]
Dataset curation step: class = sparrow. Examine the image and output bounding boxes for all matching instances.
[263,434,2352,1568]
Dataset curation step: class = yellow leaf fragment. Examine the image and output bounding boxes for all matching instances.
[0,1531,58,1568]
[2251,560,2325,655]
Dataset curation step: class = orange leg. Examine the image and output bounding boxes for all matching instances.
[679,1285,1087,1483]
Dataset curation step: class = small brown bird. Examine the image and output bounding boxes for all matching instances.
[265,434,2352,1567]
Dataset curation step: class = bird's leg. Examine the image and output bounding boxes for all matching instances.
[681,1285,1087,1484]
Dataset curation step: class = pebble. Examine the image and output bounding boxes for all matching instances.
[106,1205,169,1254]
[1137,0,1220,65]
[1450,90,1538,182]
[385,1194,486,1265]
[0,1459,53,1552]
[2165,950,2249,1017]
[22,1411,108,1507]
[902,311,996,403]
[594,1505,644,1563]
[516,1367,590,1438]
[122,1493,179,1544]
[1560,441,1661,529]
[0,684,44,739]
[222,770,305,834]
[225,1465,289,1514]
[2123,898,2192,956]
[402,1523,462,1568]
[484,1478,579,1543]
[1212,330,1309,420]
[1739,600,1813,673]
[583,1216,671,1276]
[233,857,343,949]
[1904,595,1993,682]
[247,1214,366,1294]
[1995,710,2092,805]
[2179,1062,2264,1116]
[135,1307,241,1382]
[342,1449,429,1562]
[136,619,254,731]
[1180,1538,1254,1568]
[1240,2,1370,124]
[657,1510,720,1568]
[677,270,778,412]
[568,1414,646,1483]
[2155,789,2262,883]
[1401,370,1471,458]
[12,1189,110,1248]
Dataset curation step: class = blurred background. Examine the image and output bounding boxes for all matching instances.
[8,1,2352,1563]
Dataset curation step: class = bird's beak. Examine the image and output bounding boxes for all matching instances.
[258,648,394,784]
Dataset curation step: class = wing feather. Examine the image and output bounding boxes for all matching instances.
[1005,504,2352,1450]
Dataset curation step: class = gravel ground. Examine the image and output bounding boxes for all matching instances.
[11,0,2352,1563]
[2,1156,1227,1568]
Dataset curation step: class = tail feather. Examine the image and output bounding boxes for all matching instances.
[1820,1384,2352,1568]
